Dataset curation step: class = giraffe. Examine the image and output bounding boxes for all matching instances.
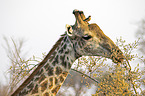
[11,10,124,96]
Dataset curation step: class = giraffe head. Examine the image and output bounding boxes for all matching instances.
[66,10,124,63]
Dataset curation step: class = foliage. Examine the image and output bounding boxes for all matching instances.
[2,37,41,95]
[81,38,145,96]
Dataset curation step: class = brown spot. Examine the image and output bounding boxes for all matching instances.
[52,85,61,95]
[35,76,39,81]
[59,75,64,83]
[45,65,54,76]
[44,64,49,69]
[62,71,68,77]
[52,55,58,66]
[67,62,71,69]
[60,56,67,68]
[52,60,57,66]
[63,44,67,49]
[59,48,64,54]
[21,89,28,95]
[54,77,58,84]
[55,66,62,75]
[49,56,54,62]
[27,82,34,91]
[37,68,43,75]
[49,77,53,89]
[32,85,38,94]
[65,50,69,54]
[38,74,46,83]
[62,61,67,68]
[41,80,48,92]
[49,51,56,62]
[44,92,50,96]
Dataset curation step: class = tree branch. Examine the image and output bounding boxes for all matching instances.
[71,68,99,83]
[125,57,138,96]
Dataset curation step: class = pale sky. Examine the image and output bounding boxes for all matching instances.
[0,0,145,84]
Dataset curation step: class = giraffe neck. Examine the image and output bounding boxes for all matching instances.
[17,35,80,96]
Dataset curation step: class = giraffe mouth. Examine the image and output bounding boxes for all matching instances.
[111,54,124,63]
[105,47,124,63]
[99,43,124,63]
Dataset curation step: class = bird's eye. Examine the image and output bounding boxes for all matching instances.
[82,35,92,40]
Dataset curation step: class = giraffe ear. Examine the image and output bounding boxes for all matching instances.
[66,24,73,36]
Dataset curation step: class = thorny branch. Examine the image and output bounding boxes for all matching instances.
[71,68,99,83]
[125,57,138,96]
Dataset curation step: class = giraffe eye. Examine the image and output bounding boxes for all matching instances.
[82,35,92,40]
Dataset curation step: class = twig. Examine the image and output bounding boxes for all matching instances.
[71,68,99,83]
[125,57,138,96]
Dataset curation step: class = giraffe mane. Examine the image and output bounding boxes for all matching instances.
[11,34,65,96]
